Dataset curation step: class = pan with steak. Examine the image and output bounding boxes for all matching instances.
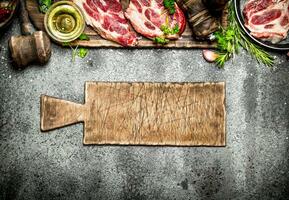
[73,0,137,46]
[125,0,186,40]
[243,0,289,44]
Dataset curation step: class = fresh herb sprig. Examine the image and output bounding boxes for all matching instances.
[78,47,88,58]
[78,33,90,41]
[154,37,169,45]
[62,33,90,62]
[163,0,176,15]
[154,24,179,45]
[160,24,179,35]
[213,0,274,67]
[38,0,52,13]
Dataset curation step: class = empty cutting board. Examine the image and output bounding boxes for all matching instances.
[41,82,226,146]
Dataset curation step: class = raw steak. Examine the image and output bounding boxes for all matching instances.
[74,0,137,46]
[243,0,289,43]
[125,0,186,39]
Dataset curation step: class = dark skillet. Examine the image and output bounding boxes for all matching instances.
[234,0,289,51]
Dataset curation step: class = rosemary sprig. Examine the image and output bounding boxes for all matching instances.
[214,0,274,67]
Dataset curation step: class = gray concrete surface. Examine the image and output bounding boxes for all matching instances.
[0,20,289,200]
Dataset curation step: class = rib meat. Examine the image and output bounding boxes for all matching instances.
[243,0,289,43]
[125,0,186,39]
[74,0,137,46]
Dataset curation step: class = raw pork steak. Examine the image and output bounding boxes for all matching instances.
[125,0,186,39]
[74,0,137,46]
[243,0,289,43]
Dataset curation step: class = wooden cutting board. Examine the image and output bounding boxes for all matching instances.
[41,82,226,146]
[26,0,228,48]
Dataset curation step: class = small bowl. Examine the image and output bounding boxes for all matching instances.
[0,0,19,31]
[234,0,289,51]
[44,1,85,43]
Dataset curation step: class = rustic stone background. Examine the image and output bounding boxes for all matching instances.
[0,19,288,199]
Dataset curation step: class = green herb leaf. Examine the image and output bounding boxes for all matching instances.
[38,0,52,13]
[62,33,90,62]
[78,47,88,58]
[160,25,171,35]
[62,42,71,47]
[163,0,175,15]
[78,33,90,41]
[153,37,169,45]
[160,24,179,35]
[172,24,179,34]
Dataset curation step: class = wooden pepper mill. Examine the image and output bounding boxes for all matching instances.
[203,0,228,13]
[176,0,219,39]
[8,0,51,68]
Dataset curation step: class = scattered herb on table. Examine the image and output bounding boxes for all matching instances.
[78,33,90,41]
[71,46,78,63]
[212,0,274,68]
[71,46,88,62]
[154,24,179,45]
[153,37,169,45]
[62,42,71,47]
[163,0,176,15]
[77,34,89,59]
[78,47,88,58]
[160,24,179,35]
[68,46,89,61]
[62,34,90,61]
[38,0,52,13]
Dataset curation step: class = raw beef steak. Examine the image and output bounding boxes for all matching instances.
[125,0,186,39]
[74,0,137,46]
[243,0,289,43]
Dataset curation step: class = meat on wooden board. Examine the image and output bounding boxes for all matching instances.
[243,0,289,43]
[125,0,186,39]
[73,0,137,46]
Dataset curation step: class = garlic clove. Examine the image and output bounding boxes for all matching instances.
[202,50,219,63]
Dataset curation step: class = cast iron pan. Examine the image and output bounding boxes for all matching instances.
[234,0,289,51]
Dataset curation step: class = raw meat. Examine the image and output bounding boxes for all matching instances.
[243,0,289,43]
[125,0,186,39]
[73,0,137,46]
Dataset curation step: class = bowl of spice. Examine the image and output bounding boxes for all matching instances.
[0,0,19,31]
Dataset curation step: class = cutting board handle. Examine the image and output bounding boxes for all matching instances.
[40,95,85,131]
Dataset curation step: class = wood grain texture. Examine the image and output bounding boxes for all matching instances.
[26,0,227,48]
[26,0,45,31]
[41,82,226,146]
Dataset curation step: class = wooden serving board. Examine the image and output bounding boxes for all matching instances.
[26,0,228,48]
[41,82,226,146]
